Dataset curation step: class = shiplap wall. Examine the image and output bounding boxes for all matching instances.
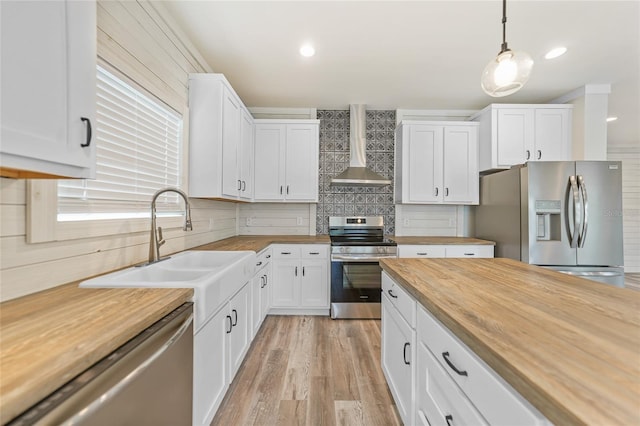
[239,203,316,235]
[394,204,459,236]
[0,1,237,302]
[608,146,640,272]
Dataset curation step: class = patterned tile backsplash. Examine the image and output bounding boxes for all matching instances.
[316,109,396,235]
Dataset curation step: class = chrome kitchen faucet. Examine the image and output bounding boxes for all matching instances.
[147,187,192,264]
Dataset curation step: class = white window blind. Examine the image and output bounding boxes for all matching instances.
[58,65,183,221]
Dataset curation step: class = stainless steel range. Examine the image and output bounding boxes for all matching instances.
[329,216,397,319]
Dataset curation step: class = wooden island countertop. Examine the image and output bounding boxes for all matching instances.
[380,257,640,425]
[0,283,193,424]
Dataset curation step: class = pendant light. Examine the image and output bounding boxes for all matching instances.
[481,0,533,97]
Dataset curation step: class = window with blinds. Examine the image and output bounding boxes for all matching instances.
[58,65,183,221]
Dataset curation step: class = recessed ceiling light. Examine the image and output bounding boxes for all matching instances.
[544,47,567,59]
[606,116,618,122]
[299,44,315,58]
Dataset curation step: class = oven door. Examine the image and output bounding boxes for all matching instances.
[331,256,386,319]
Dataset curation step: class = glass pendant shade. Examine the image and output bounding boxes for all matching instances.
[481,49,534,97]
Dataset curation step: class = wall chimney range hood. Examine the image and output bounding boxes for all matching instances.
[330,105,392,188]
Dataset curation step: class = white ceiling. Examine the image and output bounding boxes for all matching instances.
[161,1,639,146]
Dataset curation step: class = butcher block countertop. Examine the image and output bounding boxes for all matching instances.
[193,234,330,252]
[0,283,193,424]
[390,236,495,245]
[380,257,640,425]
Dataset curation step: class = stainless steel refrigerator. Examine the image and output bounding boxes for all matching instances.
[475,161,624,286]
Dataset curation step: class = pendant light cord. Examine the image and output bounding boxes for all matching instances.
[501,0,509,53]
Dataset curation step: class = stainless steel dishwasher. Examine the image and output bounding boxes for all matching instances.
[9,303,193,426]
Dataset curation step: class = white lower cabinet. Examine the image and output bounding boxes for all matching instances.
[194,281,251,426]
[381,272,416,425]
[398,244,494,259]
[270,244,329,314]
[381,270,548,426]
[251,248,271,338]
[416,339,488,426]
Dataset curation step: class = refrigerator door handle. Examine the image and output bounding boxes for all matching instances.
[577,175,589,247]
[567,175,580,248]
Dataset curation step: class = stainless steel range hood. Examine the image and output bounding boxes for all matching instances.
[330,105,392,187]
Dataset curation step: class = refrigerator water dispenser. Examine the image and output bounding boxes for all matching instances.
[535,200,561,241]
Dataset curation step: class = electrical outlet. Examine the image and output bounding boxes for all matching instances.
[296,217,303,225]
[403,218,410,226]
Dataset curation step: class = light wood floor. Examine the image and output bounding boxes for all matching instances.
[212,316,401,426]
[626,273,640,291]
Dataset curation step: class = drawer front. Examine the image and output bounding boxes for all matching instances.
[398,245,446,258]
[417,305,546,425]
[300,244,329,259]
[382,272,416,328]
[416,340,488,426]
[444,245,494,258]
[272,245,301,259]
[255,248,272,268]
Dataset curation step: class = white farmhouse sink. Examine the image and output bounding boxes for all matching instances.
[80,250,256,331]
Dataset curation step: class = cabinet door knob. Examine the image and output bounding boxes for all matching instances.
[403,342,411,365]
[302,266,305,276]
[526,150,531,160]
[295,266,298,276]
[280,185,283,195]
[445,187,449,197]
[256,261,263,266]
[238,180,242,190]
[226,315,233,333]
[80,117,92,147]
[537,150,542,160]
[388,289,398,299]
[434,187,439,196]
[445,414,454,426]
[242,180,246,191]
[232,309,238,326]
[286,185,290,195]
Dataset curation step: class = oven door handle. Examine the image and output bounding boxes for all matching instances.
[331,254,397,262]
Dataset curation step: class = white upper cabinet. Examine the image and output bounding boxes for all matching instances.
[253,120,319,202]
[395,121,479,205]
[471,104,572,172]
[188,74,254,201]
[0,0,97,179]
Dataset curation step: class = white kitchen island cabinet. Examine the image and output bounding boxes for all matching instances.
[0,0,96,179]
[188,74,254,201]
[395,121,479,205]
[471,104,572,173]
[253,121,319,202]
[269,244,329,314]
[381,271,548,426]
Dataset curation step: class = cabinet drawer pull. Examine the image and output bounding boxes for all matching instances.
[445,414,454,426]
[463,253,475,256]
[442,351,468,376]
[232,309,238,326]
[260,276,266,288]
[286,185,289,195]
[242,180,246,191]
[266,254,271,259]
[302,266,305,276]
[295,266,298,276]
[434,187,439,196]
[526,149,531,160]
[80,117,92,147]
[281,252,291,255]
[537,149,542,160]
[417,252,428,256]
[445,187,449,197]
[280,185,283,195]
[226,315,233,334]
[388,289,398,299]
[403,342,410,365]
[309,252,320,255]
[237,179,242,190]
[256,261,263,266]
